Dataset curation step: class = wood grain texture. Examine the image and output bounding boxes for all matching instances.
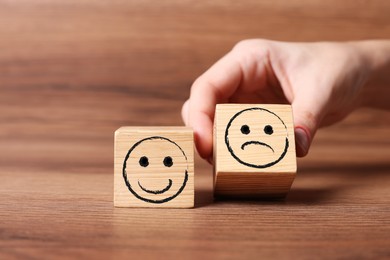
[214,104,296,198]
[0,0,390,259]
[114,127,194,208]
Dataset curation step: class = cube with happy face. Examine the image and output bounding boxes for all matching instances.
[114,127,194,208]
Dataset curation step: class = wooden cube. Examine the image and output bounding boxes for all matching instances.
[114,127,194,208]
[214,104,297,198]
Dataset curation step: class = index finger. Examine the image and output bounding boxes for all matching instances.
[186,51,243,160]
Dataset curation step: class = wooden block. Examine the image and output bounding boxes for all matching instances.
[214,104,297,198]
[114,127,194,208]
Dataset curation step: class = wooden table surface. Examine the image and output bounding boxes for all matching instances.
[1,1,389,259]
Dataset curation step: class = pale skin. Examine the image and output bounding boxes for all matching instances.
[182,39,390,162]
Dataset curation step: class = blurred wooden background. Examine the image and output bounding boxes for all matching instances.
[1,0,389,174]
[0,0,389,259]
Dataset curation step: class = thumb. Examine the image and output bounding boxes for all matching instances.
[292,99,322,157]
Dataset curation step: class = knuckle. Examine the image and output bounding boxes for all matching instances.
[232,39,269,52]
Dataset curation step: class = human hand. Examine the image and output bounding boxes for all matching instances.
[182,39,378,161]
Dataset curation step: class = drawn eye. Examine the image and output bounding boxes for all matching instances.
[240,125,250,135]
[264,125,273,135]
[139,156,149,167]
[163,156,173,167]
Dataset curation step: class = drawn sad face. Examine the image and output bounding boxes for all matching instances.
[225,108,289,168]
[122,137,189,204]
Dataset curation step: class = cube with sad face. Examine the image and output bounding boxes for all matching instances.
[114,127,194,208]
[214,104,297,198]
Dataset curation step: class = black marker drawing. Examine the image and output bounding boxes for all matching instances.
[123,136,189,204]
[225,107,289,169]
[138,179,173,195]
[241,140,275,152]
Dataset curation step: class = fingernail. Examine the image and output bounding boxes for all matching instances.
[295,128,309,157]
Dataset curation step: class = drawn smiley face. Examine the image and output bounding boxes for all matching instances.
[225,107,289,169]
[122,137,189,204]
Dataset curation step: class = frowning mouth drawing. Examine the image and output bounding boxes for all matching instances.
[241,141,275,153]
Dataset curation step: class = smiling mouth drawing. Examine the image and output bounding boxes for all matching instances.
[241,141,275,153]
[138,179,173,194]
